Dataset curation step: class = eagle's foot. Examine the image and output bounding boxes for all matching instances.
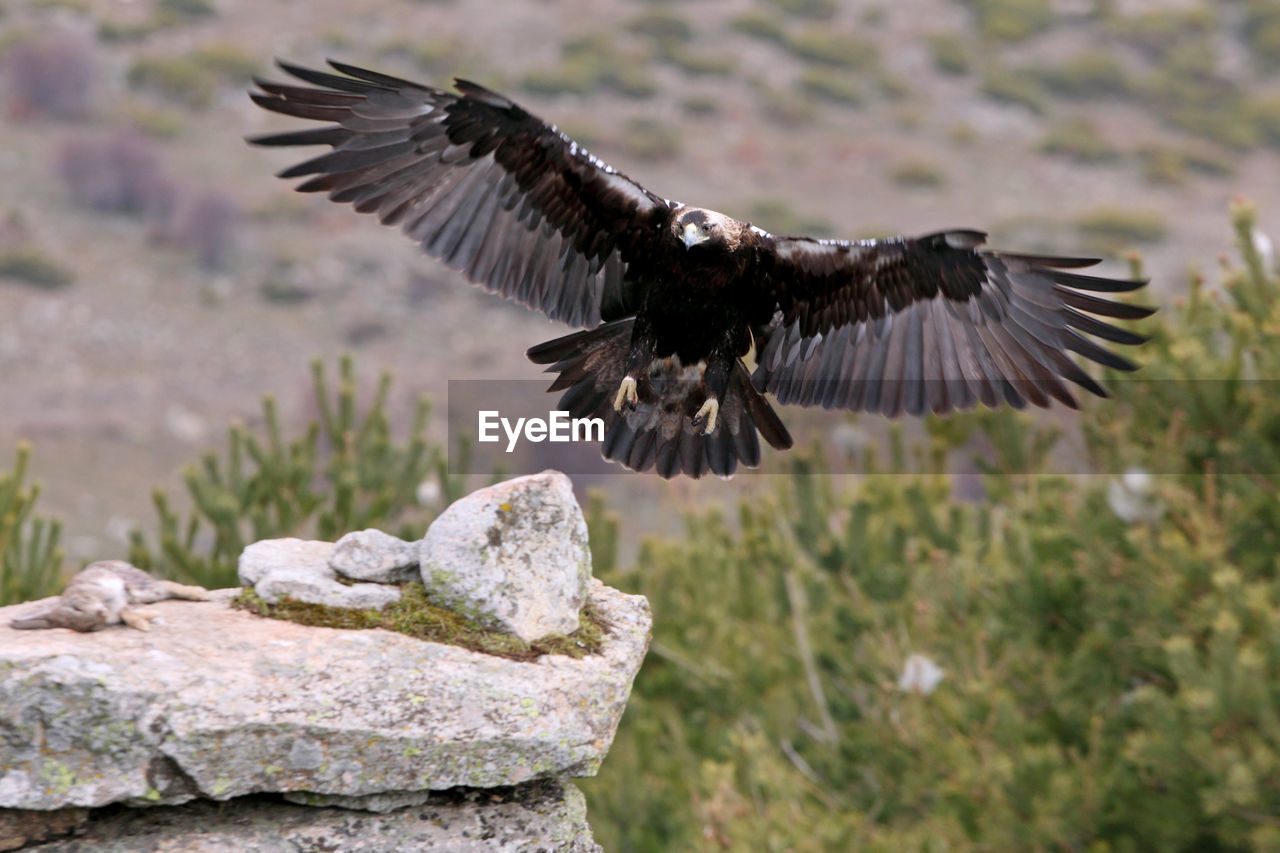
[613,376,639,412]
[692,396,719,435]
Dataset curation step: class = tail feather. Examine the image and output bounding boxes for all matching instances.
[526,321,792,479]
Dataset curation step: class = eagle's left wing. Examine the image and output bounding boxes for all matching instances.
[249,61,676,328]
[751,230,1153,416]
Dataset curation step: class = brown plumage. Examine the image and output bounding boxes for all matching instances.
[249,61,1154,479]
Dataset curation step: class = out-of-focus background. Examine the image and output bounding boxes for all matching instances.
[3,0,1280,849]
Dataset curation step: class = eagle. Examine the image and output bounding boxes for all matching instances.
[249,61,1153,479]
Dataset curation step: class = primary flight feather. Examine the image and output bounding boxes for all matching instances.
[250,60,1153,479]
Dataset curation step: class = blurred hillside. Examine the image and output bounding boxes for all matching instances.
[1,0,1278,556]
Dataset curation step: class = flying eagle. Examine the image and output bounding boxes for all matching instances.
[249,61,1153,479]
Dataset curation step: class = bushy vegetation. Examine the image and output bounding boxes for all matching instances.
[958,0,1054,41]
[582,201,1280,851]
[0,443,64,606]
[927,33,970,75]
[156,189,243,269]
[1039,117,1119,163]
[729,12,787,43]
[979,64,1046,113]
[5,34,96,121]
[782,30,880,70]
[1031,51,1131,99]
[127,356,457,589]
[0,248,74,289]
[522,34,656,99]
[796,68,863,106]
[1075,206,1170,250]
[55,130,174,217]
[888,158,947,188]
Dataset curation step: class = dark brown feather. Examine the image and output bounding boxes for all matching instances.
[250,60,676,329]
[751,230,1152,415]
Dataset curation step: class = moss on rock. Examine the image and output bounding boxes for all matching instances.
[232,582,607,662]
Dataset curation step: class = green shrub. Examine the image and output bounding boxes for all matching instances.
[730,12,787,43]
[1137,144,1234,186]
[928,32,970,75]
[155,0,216,21]
[0,249,73,289]
[1038,117,1119,163]
[783,30,880,69]
[796,68,862,105]
[980,65,1046,113]
[761,0,837,21]
[1108,7,1216,59]
[959,0,1053,41]
[889,158,946,187]
[619,119,681,162]
[128,356,458,589]
[188,44,259,85]
[744,198,834,238]
[1075,206,1169,249]
[127,56,214,107]
[1139,42,1260,151]
[755,84,818,125]
[0,442,64,606]
[680,93,720,117]
[626,9,694,45]
[583,202,1280,852]
[1244,0,1280,71]
[522,35,656,99]
[658,46,737,77]
[1032,50,1131,98]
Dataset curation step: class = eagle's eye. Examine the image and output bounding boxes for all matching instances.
[702,224,712,233]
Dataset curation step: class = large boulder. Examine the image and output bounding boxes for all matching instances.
[420,470,592,643]
[0,579,650,810]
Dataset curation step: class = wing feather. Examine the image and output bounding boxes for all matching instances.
[250,61,676,328]
[752,230,1153,415]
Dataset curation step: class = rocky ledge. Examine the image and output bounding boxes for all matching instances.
[0,471,650,851]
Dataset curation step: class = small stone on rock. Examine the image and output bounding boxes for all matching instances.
[329,529,420,584]
[239,539,401,610]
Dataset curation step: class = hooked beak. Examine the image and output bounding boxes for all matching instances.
[682,222,708,249]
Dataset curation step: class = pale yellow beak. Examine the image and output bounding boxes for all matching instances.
[682,222,709,248]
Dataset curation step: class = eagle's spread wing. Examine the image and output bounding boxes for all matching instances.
[751,230,1153,416]
[250,61,675,328]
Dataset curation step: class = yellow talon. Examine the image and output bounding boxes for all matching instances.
[693,397,719,435]
[613,376,639,412]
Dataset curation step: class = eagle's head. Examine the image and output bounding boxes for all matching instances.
[675,208,742,252]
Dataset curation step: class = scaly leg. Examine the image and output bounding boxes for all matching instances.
[613,376,639,412]
[692,397,720,435]
[692,355,732,435]
[615,325,656,414]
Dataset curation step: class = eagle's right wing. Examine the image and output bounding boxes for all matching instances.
[250,61,676,328]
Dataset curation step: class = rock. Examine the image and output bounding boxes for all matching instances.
[329,528,420,584]
[0,579,650,809]
[238,538,401,610]
[17,780,600,852]
[0,807,88,851]
[420,470,591,642]
[282,789,435,813]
